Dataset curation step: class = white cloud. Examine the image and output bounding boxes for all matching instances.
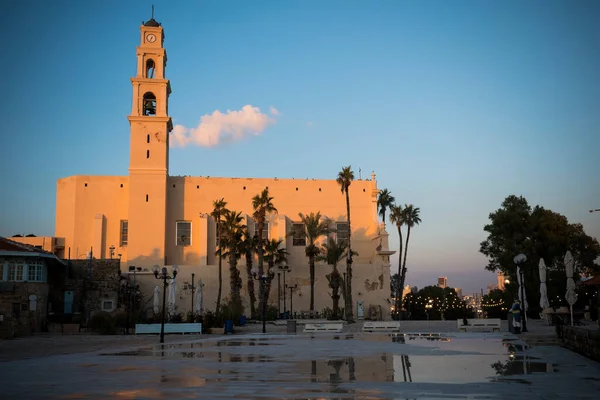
[170,105,277,148]
[269,106,279,116]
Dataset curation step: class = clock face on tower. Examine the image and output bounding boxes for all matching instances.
[146,34,156,43]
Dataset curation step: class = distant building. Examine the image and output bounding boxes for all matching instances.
[487,284,499,294]
[497,271,507,291]
[437,276,448,289]
[454,288,463,298]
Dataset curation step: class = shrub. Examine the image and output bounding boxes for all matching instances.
[89,311,117,335]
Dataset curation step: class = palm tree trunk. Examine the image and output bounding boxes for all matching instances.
[399,226,412,292]
[245,251,257,319]
[216,220,222,318]
[257,219,265,315]
[332,266,340,319]
[264,260,275,304]
[309,255,315,311]
[395,227,404,314]
[344,191,354,322]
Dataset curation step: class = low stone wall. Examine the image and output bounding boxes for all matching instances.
[562,326,600,362]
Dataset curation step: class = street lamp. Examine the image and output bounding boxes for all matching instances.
[278,264,290,317]
[285,283,298,319]
[589,209,600,213]
[153,265,178,343]
[514,253,528,333]
[425,299,433,321]
[109,245,116,259]
[251,266,275,333]
[119,276,139,335]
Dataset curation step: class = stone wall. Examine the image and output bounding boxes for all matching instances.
[66,259,121,319]
[562,326,600,363]
[0,282,49,339]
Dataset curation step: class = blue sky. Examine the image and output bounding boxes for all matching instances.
[1,0,599,295]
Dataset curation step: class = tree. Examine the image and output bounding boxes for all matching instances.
[240,228,258,319]
[252,187,278,314]
[399,204,422,293]
[318,237,348,319]
[210,198,227,317]
[390,272,401,317]
[480,195,600,316]
[219,209,245,315]
[293,212,331,311]
[337,166,355,322]
[262,238,289,307]
[377,189,395,226]
[389,204,405,314]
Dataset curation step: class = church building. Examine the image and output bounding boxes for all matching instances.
[53,17,395,319]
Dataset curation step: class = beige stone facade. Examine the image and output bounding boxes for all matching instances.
[54,20,394,319]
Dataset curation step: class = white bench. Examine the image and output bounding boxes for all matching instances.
[135,323,202,335]
[457,319,501,332]
[303,322,344,333]
[362,321,401,332]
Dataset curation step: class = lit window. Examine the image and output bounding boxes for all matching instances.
[176,221,192,246]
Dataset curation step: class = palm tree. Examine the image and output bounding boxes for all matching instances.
[240,228,258,319]
[317,237,347,319]
[210,198,227,317]
[377,189,395,226]
[219,209,246,311]
[292,212,331,310]
[399,204,422,292]
[389,204,404,314]
[262,238,289,306]
[252,187,278,314]
[336,166,355,322]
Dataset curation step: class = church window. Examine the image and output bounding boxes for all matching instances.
[146,150,150,159]
[292,223,306,246]
[147,134,150,143]
[145,59,155,78]
[142,92,156,116]
[176,221,192,246]
[336,222,349,247]
[120,220,128,246]
[254,221,269,240]
[146,194,149,202]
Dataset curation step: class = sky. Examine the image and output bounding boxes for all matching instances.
[1,0,599,295]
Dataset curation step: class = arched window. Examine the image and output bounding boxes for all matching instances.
[143,92,156,116]
[146,59,155,78]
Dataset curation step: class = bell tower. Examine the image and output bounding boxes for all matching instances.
[126,13,172,267]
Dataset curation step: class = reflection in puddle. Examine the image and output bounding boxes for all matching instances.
[98,334,554,388]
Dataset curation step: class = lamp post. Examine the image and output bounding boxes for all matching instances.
[589,209,600,213]
[251,266,275,333]
[153,265,178,343]
[278,264,290,316]
[109,245,115,259]
[285,283,298,319]
[514,253,528,333]
[191,273,195,317]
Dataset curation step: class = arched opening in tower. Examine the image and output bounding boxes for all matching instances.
[146,59,155,78]
[143,92,156,116]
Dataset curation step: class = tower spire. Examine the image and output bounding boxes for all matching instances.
[152,4,154,19]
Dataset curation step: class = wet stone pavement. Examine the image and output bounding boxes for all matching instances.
[1,332,600,399]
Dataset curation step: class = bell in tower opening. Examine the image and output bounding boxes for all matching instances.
[143,92,156,116]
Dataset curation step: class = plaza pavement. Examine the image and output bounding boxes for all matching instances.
[0,320,598,399]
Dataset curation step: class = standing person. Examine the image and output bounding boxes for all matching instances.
[511,299,522,334]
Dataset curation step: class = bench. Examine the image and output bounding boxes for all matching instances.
[457,319,501,332]
[362,321,401,332]
[303,322,344,333]
[135,323,202,335]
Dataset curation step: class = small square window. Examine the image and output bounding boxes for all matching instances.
[336,222,349,247]
[102,300,115,312]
